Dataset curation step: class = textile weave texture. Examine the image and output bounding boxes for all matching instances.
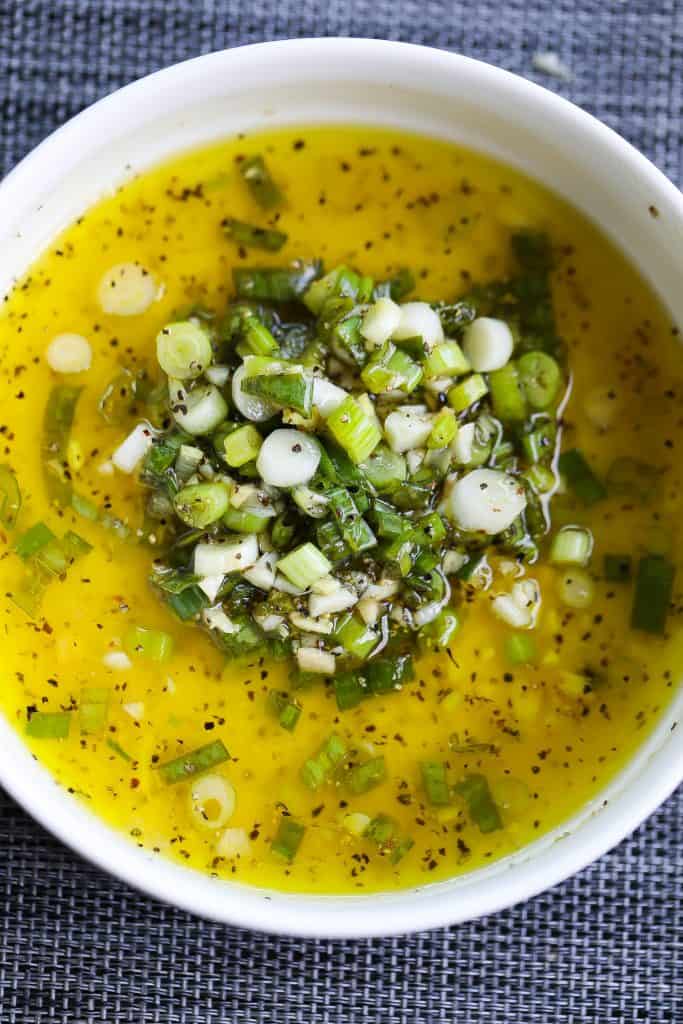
[0,2,682,1022]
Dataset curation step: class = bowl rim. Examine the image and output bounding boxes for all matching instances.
[0,37,681,939]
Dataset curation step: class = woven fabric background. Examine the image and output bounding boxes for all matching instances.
[0,2,681,1022]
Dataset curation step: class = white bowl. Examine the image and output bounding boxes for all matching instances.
[0,39,681,938]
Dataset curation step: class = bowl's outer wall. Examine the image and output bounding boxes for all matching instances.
[0,40,681,938]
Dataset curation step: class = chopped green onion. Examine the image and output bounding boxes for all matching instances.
[42,385,82,505]
[488,363,527,421]
[165,585,208,621]
[124,625,174,662]
[361,342,423,395]
[365,654,414,694]
[79,686,109,735]
[423,340,470,379]
[158,739,230,784]
[107,738,133,762]
[233,261,321,302]
[348,756,386,794]
[25,711,71,739]
[271,817,305,861]
[604,554,632,582]
[97,369,138,426]
[242,371,313,416]
[524,464,556,494]
[522,418,557,464]
[0,464,21,528]
[300,732,346,790]
[156,321,213,380]
[223,424,263,467]
[303,265,370,315]
[334,671,368,710]
[266,689,302,731]
[325,485,376,553]
[517,351,562,409]
[239,154,284,209]
[420,761,451,805]
[454,774,502,833]
[558,449,607,505]
[15,521,56,560]
[550,526,593,566]
[428,408,457,449]
[334,613,379,659]
[239,314,279,357]
[359,445,407,493]
[222,505,274,533]
[10,574,45,618]
[418,609,460,651]
[174,482,230,528]
[62,530,93,561]
[631,555,675,634]
[278,542,331,589]
[505,632,537,665]
[363,814,414,863]
[35,537,68,577]
[326,395,382,464]
[222,217,287,251]
[447,373,488,413]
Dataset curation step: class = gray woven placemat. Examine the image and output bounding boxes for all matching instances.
[0,2,681,1021]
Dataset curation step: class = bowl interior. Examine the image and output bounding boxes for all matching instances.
[0,40,681,937]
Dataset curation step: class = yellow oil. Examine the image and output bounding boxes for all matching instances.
[0,126,680,894]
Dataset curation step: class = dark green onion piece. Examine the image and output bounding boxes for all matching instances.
[604,554,632,583]
[150,567,202,594]
[271,817,305,861]
[301,732,346,790]
[373,268,415,302]
[558,449,607,505]
[222,217,287,251]
[363,814,414,864]
[347,756,386,795]
[233,261,321,302]
[454,774,502,833]
[334,671,367,710]
[421,761,451,806]
[165,586,208,621]
[631,555,675,634]
[42,385,82,505]
[158,739,230,784]
[521,418,557,464]
[239,154,284,209]
[25,711,71,739]
[266,690,302,732]
[364,655,414,695]
[0,464,21,528]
